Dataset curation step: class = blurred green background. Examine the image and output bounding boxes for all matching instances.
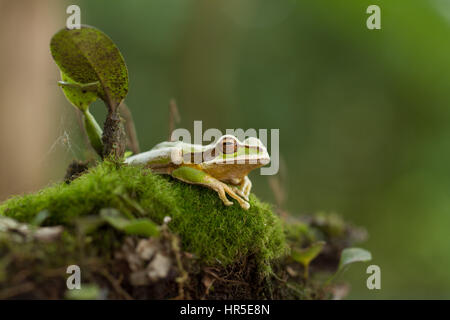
[2,0,450,298]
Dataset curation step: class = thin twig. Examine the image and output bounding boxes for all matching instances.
[203,269,249,286]
[119,102,140,154]
[170,232,189,299]
[168,98,180,141]
[98,269,133,300]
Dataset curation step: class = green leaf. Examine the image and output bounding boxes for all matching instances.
[56,72,103,156]
[291,241,325,279]
[337,247,372,273]
[123,219,160,237]
[100,208,160,237]
[58,72,99,112]
[100,208,129,229]
[31,210,50,226]
[326,247,372,285]
[291,241,325,267]
[50,25,129,111]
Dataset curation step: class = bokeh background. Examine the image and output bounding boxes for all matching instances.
[1,0,450,299]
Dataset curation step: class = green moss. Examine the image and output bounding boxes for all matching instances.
[0,161,287,271]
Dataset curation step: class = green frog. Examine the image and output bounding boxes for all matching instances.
[125,135,270,210]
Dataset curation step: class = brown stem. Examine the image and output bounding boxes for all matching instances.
[102,109,126,159]
[119,102,140,154]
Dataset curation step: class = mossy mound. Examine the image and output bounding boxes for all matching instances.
[0,161,368,299]
[0,161,286,271]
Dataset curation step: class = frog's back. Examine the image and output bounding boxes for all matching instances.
[125,141,182,167]
[125,140,207,167]
[152,141,182,150]
[153,140,207,153]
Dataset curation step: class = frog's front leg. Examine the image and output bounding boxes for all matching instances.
[171,166,250,210]
[230,176,252,201]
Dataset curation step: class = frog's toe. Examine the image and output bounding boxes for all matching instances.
[238,190,250,202]
[222,185,250,210]
[240,201,250,210]
[232,187,249,202]
[217,190,234,206]
[223,199,234,206]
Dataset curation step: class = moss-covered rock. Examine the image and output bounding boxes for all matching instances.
[0,161,366,299]
[1,161,286,270]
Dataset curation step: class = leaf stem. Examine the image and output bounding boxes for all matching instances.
[83,108,103,157]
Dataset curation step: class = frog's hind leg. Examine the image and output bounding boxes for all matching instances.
[171,167,250,210]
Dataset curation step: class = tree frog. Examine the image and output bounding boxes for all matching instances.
[125,135,270,210]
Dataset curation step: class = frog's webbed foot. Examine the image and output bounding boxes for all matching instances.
[204,176,250,210]
[231,176,252,202]
[171,167,250,210]
[232,188,248,202]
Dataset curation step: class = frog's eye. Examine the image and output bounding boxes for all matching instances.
[220,138,238,154]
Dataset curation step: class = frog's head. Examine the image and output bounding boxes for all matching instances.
[212,135,270,165]
[199,135,270,181]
